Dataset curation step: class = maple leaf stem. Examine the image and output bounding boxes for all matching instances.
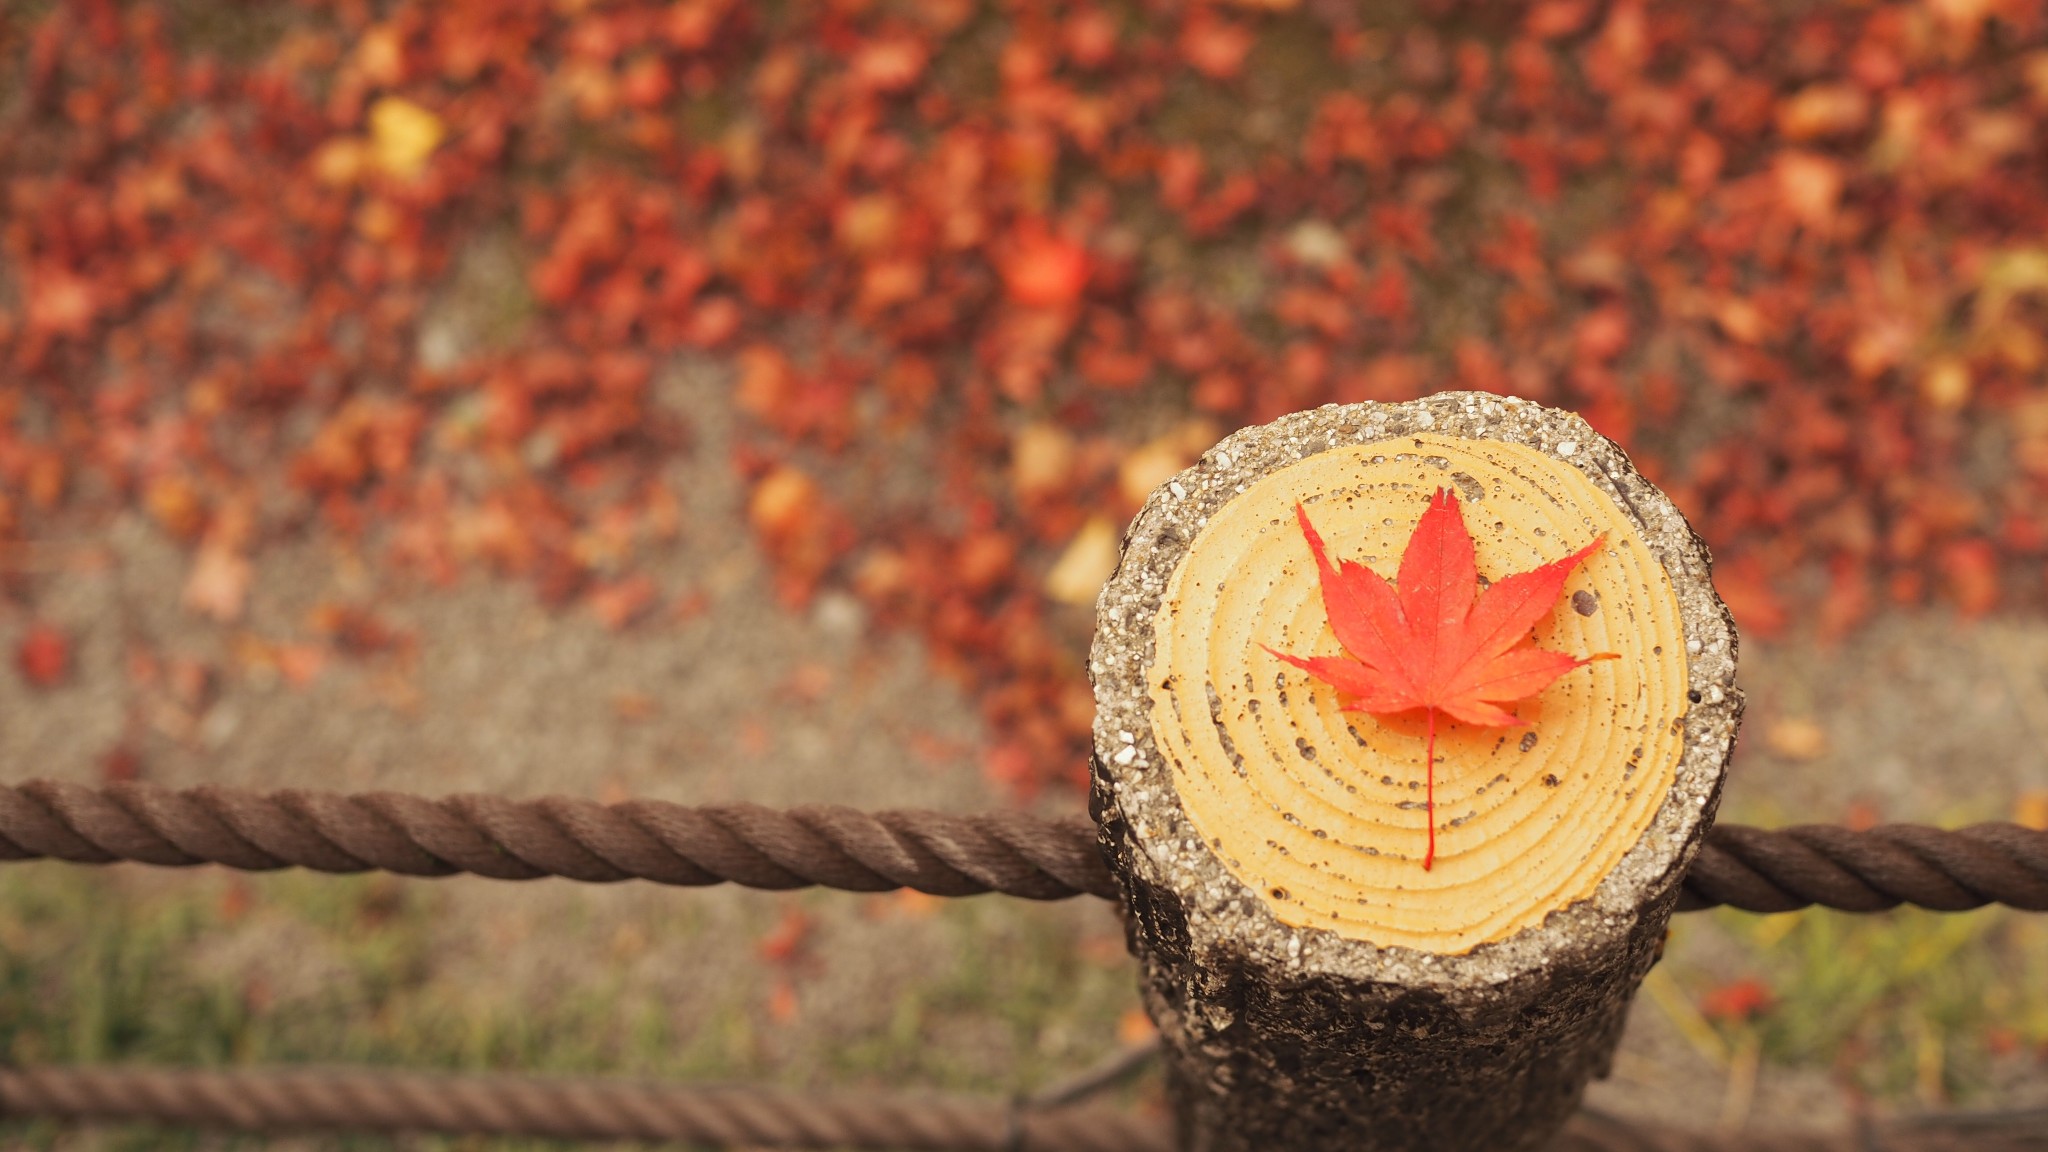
[1424,706,1437,872]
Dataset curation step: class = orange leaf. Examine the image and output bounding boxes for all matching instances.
[758,908,814,965]
[184,544,252,623]
[1776,83,1869,141]
[275,643,328,688]
[1714,555,1788,640]
[850,36,928,93]
[1179,13,1253,81]
[1001,228,1090,308]
[1773,151,1843,229]
[1264,489,1614,868]
[766,980,800,1024]
[586,574,658,631]
[1117,1008,1159,1046]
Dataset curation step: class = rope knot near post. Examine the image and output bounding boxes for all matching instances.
[1090,394,1741,1152]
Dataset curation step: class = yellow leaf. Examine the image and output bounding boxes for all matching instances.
[1762,716,1830,762]
[1918,357,1972,412]
[2017,789,2048,831]
[368,96,444,181]
[1974,247,2048,333]
[1777,83,1868,141]
[2025,50,2048,108]
[1116,419,1219,507]
[1118,438,1193,508]
[1010,422,1077,500]
[1046,516,1121,606]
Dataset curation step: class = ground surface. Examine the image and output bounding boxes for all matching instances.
[5,355,2048,1148]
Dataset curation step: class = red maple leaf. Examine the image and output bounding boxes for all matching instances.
[1264,488,1617,870]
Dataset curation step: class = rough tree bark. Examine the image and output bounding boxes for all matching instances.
[1090,394,1741,1152]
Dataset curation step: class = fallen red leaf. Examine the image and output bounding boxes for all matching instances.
[1699,977,1776,1023]
[274,643,328,688]
[585,574,658,631]
[1178,13,1254,81]
[100,744,144,784]
[1265,489,1615,869]
[766,979,800,1024]
[7,0,2046,807]
[15,624,71,689]
[1843,798,1884,831]
[850,35,928,94]
[1001,228,1089,308]
[308,603,409,657]
[757,908,814,965]
[670,589,711,622]
[1714,557,1790,641]
[1938,538,1999,617]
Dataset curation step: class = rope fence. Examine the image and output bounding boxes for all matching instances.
[3,1064,2044,1151]
[6,777,2048,1150]
[3,779,2046,913]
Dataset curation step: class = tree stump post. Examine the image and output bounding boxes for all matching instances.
[1090,394,1741,1152]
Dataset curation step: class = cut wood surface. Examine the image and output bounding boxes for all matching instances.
[1149,433,1690,953]
[1091,394,1741,1152]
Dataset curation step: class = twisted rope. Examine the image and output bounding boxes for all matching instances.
[2,1065,2041,1150]
[3,780,2045,913]
[1676,822,2048,914]
[0,779,1110,901]
[0,1065,1163,1151]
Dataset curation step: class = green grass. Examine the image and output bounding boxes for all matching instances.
[2,868,626,1078]
[1657,905,2048,1105]
[0,865,1142,1151]
[816,897,1140,1095]
[8,853,2044,1150]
